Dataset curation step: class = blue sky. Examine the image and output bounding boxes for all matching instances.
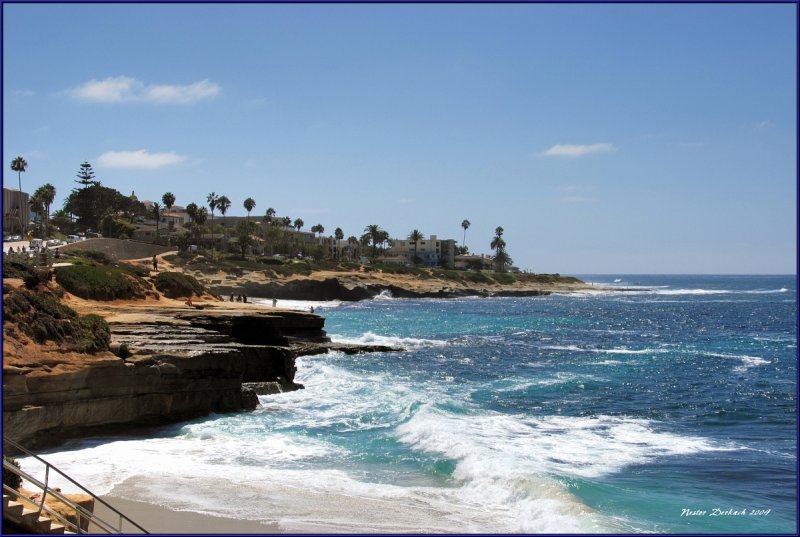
[3,3,796,274]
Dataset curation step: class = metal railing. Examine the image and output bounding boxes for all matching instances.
[3,437,148,533]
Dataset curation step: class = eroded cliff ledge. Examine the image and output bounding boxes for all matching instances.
[3,282,398,450]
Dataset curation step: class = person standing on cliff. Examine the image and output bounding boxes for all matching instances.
[152,254,158,272]
[272,298,277,307]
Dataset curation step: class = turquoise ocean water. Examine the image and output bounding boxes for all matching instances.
[22,275,797,533]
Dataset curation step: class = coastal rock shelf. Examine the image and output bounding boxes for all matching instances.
[3,304,393,450]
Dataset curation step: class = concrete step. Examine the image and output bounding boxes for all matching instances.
[48,522,66,534]
[4,499,24,518]
[18,507,55,533]
[2,494,10,510]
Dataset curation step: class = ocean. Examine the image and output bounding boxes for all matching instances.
[19,275,797,533]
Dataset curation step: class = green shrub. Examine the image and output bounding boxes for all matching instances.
[69,249,113,265]
[2,260,31,280]
[492,273,515,285]
[77,314,111,353]
[3,455,22,489]
[118,262,150,278]
[255,257,285,266]
[24,268,52,289]
[33,292,78,319]
[154,271,206,298]
[465,271,493,284]
[55,264,145,301]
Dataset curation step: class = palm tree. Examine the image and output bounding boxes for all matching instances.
[243,197,256,221]
[490,226,510,272]
[29,191,44,234]
[10,157,27,233]
[162,192,176,212]
[11,156,27,195]
[334,227,344,259]
[195,207,208,244]
[152,202,161,239]
[293,218,304,231]
[408,229,424,266]
[265,207,276,225]
[312,224,325,239]
[461,219,471,251]
[206,192,219,252]
[348,235,359,260]
[185,202,199,223]
[217,195,231,229]
[363,224,383,261]
[33,183,56,237]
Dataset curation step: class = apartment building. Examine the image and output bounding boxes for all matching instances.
[385,234,456,268]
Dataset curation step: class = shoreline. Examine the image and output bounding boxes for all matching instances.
[94,496,283,534]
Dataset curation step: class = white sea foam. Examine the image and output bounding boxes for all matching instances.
[395,406,734,532]
[540,344,668,355]
[397,406,735,481]
[250,297,343,311]
[330,331,448,349]
[700,351,772,372]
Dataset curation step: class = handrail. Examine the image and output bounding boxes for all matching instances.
[4,482,83,534]
[3,461,116,533]
[3,436,149,533]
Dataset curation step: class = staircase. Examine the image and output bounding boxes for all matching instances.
[3,437,148,534]
[4,493,66,533]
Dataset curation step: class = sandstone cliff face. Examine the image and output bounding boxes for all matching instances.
[3,305,327,450]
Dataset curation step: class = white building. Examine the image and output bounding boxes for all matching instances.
[385,234,456,268]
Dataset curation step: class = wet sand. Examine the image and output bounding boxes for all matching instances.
[93,496,282,534]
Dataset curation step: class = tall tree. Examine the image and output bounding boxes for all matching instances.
[363,224,390,262]
[408,229,424,266]
[185,202,199,223]
[235,220,257,258]
[75,161,98,187]
[217,195,231,230]
[162,192,176,212]
[348,235,359,260]
[10,156,27,195]
[10,157,28,234]
[293,218,304,231]
[265,207,276,225]
[334,227,344,260]
[28,191,44,234]
[490,226,511,272]
[461,219,471,251]
[152,202,161,239]
[243,197,256,220]
[311,224,325,238]
[33,183,56,237]
[206,192,219,252]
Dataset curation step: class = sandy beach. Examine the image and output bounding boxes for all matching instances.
[93,496,282,534]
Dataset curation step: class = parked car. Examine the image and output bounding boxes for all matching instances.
[66,235,81,244]
[30,238,43,251]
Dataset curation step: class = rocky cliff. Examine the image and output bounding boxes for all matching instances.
[2,279,387,450]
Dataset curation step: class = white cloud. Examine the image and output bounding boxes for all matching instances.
[756,120,775,131]
[97,150,187,169]
[70,76,220,104]
[539,143,617,158]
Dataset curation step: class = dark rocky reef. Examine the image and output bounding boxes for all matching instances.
[213,277,553,301]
